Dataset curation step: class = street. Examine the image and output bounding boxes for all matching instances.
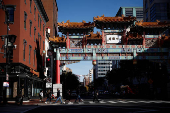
[0,99,170,113]
[26,99,170,113]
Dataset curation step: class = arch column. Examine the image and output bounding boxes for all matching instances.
[56,48,60,84]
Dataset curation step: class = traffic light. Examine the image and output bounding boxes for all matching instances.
[46,57,51,67]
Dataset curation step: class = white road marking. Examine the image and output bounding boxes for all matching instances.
[99,101,106,103]
[108,101,117,103]
[89,101,95,104]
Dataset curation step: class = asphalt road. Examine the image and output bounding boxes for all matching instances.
[1,99,170,113]
[26,99,170,113]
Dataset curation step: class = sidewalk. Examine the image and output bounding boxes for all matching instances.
[0,98,78,106]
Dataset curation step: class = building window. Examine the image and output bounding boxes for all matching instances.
[29,45,32,64]
[23,39,27,61]
[146,11,148,22]
[30,20,32,36]
[149,0,154,5]
[136,8,143,19]
[34,50,36,66]
[145,0,148,10]
[6,6,15,23]
[24,11,27,29]
[43,41,45,50]
[43,24,44,36]
[30,0,32,13]
[34,6,36,20]
[34,27,36,42]
[125,8,133,17]
[40,18,42,31]
[38,14,39,27]
[40,35,41,49]
[150,3,169,22]
[38,33,41,49]
[38,33,39,43]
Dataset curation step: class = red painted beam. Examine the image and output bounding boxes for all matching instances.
[56,60,60,84]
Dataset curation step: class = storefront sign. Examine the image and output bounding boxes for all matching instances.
[106,35,122,44]
[3,82,9,87]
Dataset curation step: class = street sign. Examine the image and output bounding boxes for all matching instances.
[46,83,52,88]
[3,82,9,87]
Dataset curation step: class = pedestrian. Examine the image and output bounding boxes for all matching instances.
[39,90,43,102]
[93,89,99,102]
[54,88,62,104]
[45,89,51,104]
[64,89,71,103]
[75,88,83,102]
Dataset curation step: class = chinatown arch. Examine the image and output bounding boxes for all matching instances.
[49,15,170,96]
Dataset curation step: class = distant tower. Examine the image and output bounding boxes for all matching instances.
[143,0,170,22]
[116,7,143,21]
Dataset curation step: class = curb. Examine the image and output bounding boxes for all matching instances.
[20,106,40,113]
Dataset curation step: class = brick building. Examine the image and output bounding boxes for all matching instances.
[0,0,48,100]
[41,0,58,91]
[41,0,58,37]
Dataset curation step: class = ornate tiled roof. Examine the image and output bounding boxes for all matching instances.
[85,31,102,39]
[49,35,66,43]
[126,32,143,39]
[93,14,136,22]
[135,20,170,28]
[58,20,95,29]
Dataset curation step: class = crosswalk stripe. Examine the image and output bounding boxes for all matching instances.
[118,101,129,103]
[89,101,95,104]
[30,100,170,105]
[108,101,117,103]
[100,101,106,103]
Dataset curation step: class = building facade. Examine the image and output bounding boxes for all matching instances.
[116,7,143,21]
[143,0,170,22]
[41,0,58,91]
[41,0,58,37]
[0,0,48,100]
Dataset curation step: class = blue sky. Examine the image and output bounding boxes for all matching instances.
[56,0,143,82]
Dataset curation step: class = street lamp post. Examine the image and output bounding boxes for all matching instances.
[0,0,16,104]
[92,60,96,91]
